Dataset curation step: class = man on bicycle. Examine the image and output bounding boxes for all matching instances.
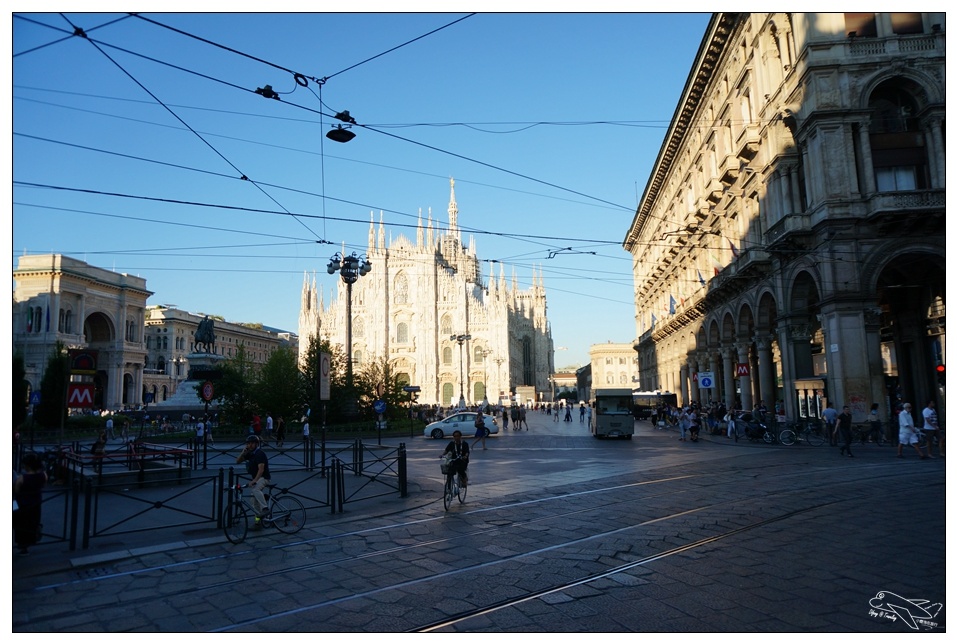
[443,430,470,487]
[236,435,271,528]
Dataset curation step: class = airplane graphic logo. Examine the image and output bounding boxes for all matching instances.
[869,590,942,630]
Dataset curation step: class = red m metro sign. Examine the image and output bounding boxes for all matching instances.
[67,383,95,408]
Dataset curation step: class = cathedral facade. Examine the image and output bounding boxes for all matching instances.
[298,180,554,406]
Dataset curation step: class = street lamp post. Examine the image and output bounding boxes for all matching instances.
[479,349,491,410]
[493,356,505,401]
[328,251,372,417]
[450,334,471,409]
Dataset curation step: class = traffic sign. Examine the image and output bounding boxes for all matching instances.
[698,371,715,389]
[201,381,215,402]
[735,363,750,377]
[373,399,387,414]
[319,352,331,401]
[29,391,41,405]
[402,385,421,393]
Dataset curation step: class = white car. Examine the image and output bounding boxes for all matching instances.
[424,412,498,439]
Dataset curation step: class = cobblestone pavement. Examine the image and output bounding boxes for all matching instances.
[12,413,946,632]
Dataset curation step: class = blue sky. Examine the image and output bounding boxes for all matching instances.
[11,12,710,367]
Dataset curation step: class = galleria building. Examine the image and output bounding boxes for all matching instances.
[626,12,945,424]
[298,180,555,407]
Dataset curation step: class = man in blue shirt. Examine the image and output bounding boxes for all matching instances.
[822,402,839,446]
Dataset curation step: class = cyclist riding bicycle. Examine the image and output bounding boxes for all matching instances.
[442,430,470,488]
[236,435,271,528]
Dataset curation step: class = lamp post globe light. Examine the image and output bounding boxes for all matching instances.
[327,252,372,416]
[450,334,471,410]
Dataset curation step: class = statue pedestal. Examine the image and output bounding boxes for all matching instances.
[153,352,226,411]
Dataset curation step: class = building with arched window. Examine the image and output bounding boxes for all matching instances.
[299,179,554,406]
[625,13,945,425]
[13,254,151,410]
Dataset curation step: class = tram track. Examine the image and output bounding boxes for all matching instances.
[16,460,941,632]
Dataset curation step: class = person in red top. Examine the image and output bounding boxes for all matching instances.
[252,414,261,437]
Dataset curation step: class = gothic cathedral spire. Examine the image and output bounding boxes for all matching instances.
[448,177,458,237]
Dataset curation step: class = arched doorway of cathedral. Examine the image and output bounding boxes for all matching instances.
[442,382,454,407]
[874,252,945,414]
[474,382,485,403]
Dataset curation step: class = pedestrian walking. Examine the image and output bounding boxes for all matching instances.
[822,402,839,446]
[897,403,927,459]
[580,403,586,423]
[471,409,488,450]
[586,403,592,428]
[91,431,107,473]
[836,405,854,457]
[105,416,115,440]
[275,415,286,448]
[501,408,509,430]
[519,405,528,431]
[922,400,942,458]
[14,452,47,555]
[204,415,214,446]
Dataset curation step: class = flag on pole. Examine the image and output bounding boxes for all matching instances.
[730,241,740,258]
[710,253,723,276]
[697,270,706,286]
[669,295,677,315]
[651,313,657,328]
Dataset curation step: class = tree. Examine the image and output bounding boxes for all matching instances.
[299,335,349,424]
[13,353,29,429]
[254,346,301,425]
[354,357,408,420]
[34,342,69,429]
[212,343,257,426]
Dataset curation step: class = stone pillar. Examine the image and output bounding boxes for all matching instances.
[736,342,753,410]
[721,347,735,409]
[857,118,876,195]
[755,335,775,411]
[691,355,704,404]
[928,117,945,189]
[819,303,886,421]
[679,364,689,406]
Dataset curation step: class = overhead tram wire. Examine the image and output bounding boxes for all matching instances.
[13,13,134,57]
[130,13,476,87]
[24,20,637,219]
[55,14,328,246]
[14,92,628,215]
[14,181,634,250]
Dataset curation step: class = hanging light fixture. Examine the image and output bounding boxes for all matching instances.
[326,125,355,143]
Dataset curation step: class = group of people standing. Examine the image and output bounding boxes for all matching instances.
[821,399,943,459]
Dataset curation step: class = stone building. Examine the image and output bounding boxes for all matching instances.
[299,179,554,406]
[13,254,151,409]
[144,306,292,404]
[590,342,642,390]
[625,13,945,423]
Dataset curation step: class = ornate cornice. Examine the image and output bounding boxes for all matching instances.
[624,12,741,253]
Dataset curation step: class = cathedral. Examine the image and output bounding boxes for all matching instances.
[298,179,554,406]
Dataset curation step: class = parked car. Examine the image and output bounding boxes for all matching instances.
[424,412,498,439]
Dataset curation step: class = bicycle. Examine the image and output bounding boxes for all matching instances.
[223,482,306,544]
[441,456,467,511]
[850,423,886,447]
[778,420,826,447]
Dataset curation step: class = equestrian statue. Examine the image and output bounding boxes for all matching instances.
[194,315,216,354]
